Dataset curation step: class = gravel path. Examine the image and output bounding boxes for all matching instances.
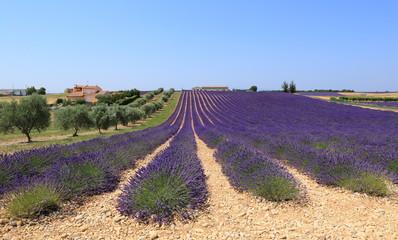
[1,135,398,239]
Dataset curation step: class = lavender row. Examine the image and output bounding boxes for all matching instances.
[1,96,186,218]
[0,93,184,196]
[192,95,303,201]
[2,120,181,218]
[118,94,208,223]
[193,91,397,195]
[196,91,398,172]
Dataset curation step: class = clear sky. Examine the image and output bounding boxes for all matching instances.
[1,0,397,92]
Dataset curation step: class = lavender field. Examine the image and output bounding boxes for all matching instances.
[192,91,398,195]
[1,90,398,232]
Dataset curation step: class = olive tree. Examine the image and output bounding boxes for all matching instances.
[144,92,155,101]
[0,94,50,142]
[127,107,145,124]
[108,105,129,130]
[152,101,163,111]
[141,103,156,118]
[54,105,93,136]
[90,104,111,134]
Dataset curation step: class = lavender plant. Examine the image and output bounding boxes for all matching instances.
[192,91,398,196]
[0,91,186,218]
[118,105,208,224]
[3,180,62,219]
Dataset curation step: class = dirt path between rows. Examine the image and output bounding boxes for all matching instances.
[1,135,398,240]
[192,136,397,239]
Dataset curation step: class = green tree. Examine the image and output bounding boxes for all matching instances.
[90,104,111,134]
[55,98,64,105]
[0,94,50,142]
[144,92,155,101]
[282,81,289,93]
[152,101,163,111]
[95,94,113,105]
[289,81,297,93]
[26,86,37,95]
[76,99,86,105]
[127,107,145,124]
[108,105,129,130]
[54,105,93,136]
[135,98,147,106]
[249,86,257,92]
[37,87,46,95]
[141,103,156,118]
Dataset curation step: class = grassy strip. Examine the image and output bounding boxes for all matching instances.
[338,96,398,102]
[0,92,181,154]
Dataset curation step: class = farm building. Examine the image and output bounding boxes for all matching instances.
[66,84,110,103]
[192,86,229,91]
[0,89,27,96]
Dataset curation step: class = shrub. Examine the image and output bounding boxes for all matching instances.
[118,123,207,223]
[48,153,118,199]
[336,172,390,196]
[214,141,302,201]
[4,181,62,219]
[119,95,139,105]
[56,98,64,104]
[250,176,300,201]
[119,173,192,223]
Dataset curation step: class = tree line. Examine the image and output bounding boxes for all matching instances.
[0,88,174,142]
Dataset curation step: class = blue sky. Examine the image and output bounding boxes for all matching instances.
[1,0,397,92]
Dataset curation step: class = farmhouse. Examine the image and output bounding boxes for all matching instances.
[65,84,110,103]
[0,89,27,96]
[192,86,229,91]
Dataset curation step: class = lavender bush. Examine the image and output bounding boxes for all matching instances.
[3,179,62,219]
[118,101,208,224]
[0,92,186,218]
[214,140,302,201]
[192,91,398,195]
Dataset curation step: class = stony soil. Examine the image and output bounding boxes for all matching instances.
[1,135,398,240]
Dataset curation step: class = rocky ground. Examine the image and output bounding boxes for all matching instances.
[1,135,398,240]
